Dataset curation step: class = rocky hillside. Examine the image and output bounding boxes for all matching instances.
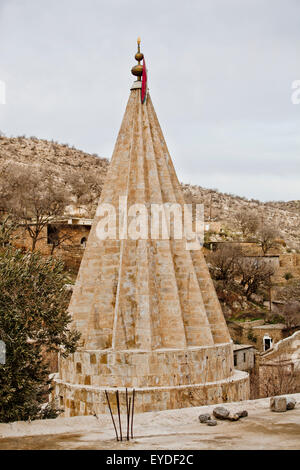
[182,184,300,251]
[0,135,109,216]
[0,135,108,175]
[1,136,299,249]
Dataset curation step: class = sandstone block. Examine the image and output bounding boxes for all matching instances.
[270,396,287,412]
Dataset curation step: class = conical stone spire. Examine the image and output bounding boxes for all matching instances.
[70,86,231,351]
[55,41,249,415]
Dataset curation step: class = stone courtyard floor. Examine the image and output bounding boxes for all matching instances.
[0,394,299,450]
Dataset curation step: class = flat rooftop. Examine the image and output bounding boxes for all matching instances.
[0,394,299,450]
[233,344,255,351]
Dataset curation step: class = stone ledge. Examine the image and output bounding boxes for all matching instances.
[54,369,249,416]
[59,342,235,388]
[54,368,247,393]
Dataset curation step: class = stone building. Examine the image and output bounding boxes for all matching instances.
[231,329,300,399]
[14,218,92,271]
[251,324,286,352]
[53,41,249,416]
[228,319,289,353]
[257,331,300,397]
[206,240,300,284]
[233,344,257,398]
[272,252,300,284]
[233,344,256,372]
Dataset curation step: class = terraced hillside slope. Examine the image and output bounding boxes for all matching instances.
[1,136,299,249]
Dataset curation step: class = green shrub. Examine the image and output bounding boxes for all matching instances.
[0,248,80,423]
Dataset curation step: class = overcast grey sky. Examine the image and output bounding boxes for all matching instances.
[0,0,299,201]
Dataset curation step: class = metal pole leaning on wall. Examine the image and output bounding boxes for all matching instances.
[131,388,135,439]
[125,388,130,441]
[116,390,122,441]
[106,388,136,442]
[105,390,119,441]
[128,397,132,441]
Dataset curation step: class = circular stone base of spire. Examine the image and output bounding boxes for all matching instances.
[52,370,249,417]
[58,343,235,389]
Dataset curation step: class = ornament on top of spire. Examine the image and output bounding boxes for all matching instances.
[131,37,143,80]
[131,37,148,104]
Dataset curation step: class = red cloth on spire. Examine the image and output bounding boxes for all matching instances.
[141,59,147,104]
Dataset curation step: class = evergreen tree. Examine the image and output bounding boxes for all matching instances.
[0,247,80,422]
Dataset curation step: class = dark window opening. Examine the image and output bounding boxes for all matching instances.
[47,225,59,245]
[264,338,272,351]
[80,237,87,248]
[234,354,237,367]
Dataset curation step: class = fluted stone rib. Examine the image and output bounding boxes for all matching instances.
[69,86,231,351]
[146,97,214,347]
[147,95,230,345]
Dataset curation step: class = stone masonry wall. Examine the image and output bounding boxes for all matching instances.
[14,224,90,271]
[59,343,234,389]
[54,369,249,416]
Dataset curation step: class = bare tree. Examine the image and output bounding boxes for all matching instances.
[208,243,242,286]
[1,164,71,251]
[259,354,298,397]
[235,209,260,239]
[236,257,274,300]
[209,244,275,301]
[47,224,74,255]
[67,169,102,216]
[256,224,279,255]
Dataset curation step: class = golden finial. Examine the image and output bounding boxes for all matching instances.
[131,37,143,80]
